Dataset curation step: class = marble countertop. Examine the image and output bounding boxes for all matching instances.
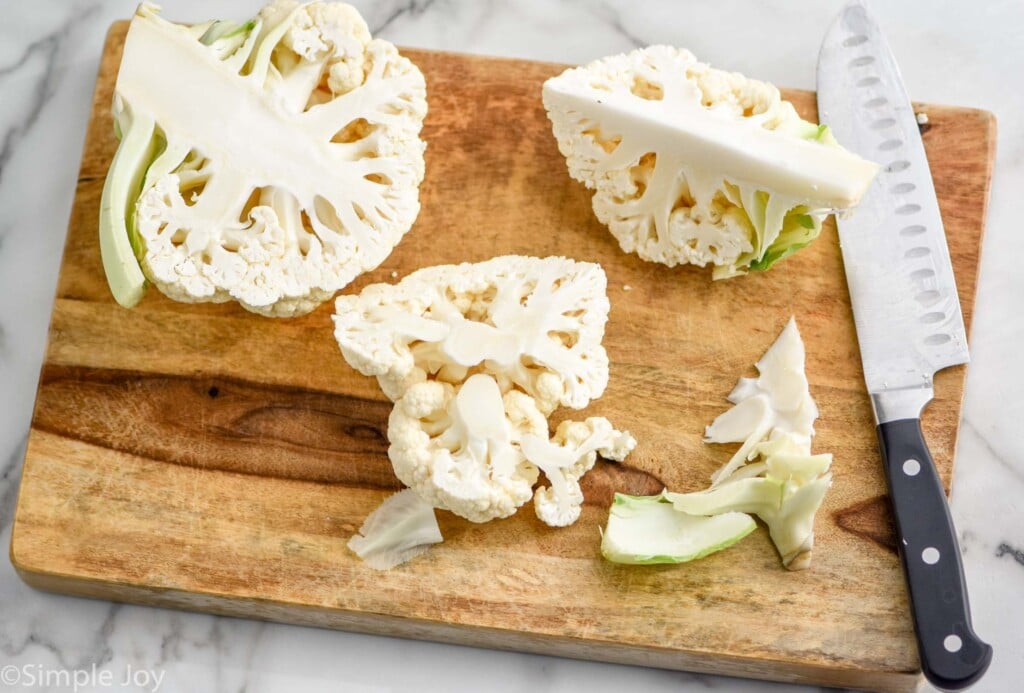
[1,1,1020,691]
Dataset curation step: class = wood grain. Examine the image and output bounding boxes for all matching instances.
[10,22,995,692]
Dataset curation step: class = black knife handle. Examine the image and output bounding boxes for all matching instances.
[878,418,992,690]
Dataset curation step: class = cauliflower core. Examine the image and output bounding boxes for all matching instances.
[542,46,878,278]
[101,1,427,316]
[334,256,635,526]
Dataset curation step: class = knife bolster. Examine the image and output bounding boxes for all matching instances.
[871,383,934,424]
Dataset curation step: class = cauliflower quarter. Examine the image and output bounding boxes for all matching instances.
[543,46,878,278]
[101,1,427,316]
[335,256,636,527]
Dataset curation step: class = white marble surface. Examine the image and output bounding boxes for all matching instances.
[1,1,1021,691]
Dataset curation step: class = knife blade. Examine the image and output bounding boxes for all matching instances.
[817,2,991,690]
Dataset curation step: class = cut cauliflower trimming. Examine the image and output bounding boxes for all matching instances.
[100,1,427,316]
[668,318,833,570]
[602,318,832,570]
[542,46,879,278]
[335,256,636,527]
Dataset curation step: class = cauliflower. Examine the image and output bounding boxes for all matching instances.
[601,493,756,565]
[704,317,820,485]
[666,318,833,570]
[333,256,611,413]
[667,461,832,570]
[336,256,635,528]
[542,46,878,278]
[347,488,443,570]
[100,1,427,316]
[524,417,636,527]
[388,373,635,526]
[600,318,831,570]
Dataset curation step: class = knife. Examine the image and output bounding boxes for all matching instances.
[816,2,992,690]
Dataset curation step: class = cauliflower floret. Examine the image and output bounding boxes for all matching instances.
[388,374,540,524]
[554,418,637,465]
[524,418,637,527]
[389,374,633,526]
[275,0,372,94]
[532,484,585,528]
[337,255,636,528]
[101,2,427,316]
[542,45,878,278]
[334,256,611,413]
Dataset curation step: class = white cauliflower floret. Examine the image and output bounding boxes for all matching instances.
[525,418,637,527]
[334,256,611,414]
[388,374,539,524]
[101,2,427,316]
[389,374,633,526]
[277,0,372,94]
[337,255,636,528]
[542,45,878,278]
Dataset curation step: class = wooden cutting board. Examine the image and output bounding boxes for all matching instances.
[11,22,995,692]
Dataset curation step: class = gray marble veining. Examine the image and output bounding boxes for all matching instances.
[1,2,1021,691]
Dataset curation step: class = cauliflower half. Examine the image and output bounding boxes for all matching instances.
[101,1,427,316]
[334,256,635,527]
[542,46,878,278]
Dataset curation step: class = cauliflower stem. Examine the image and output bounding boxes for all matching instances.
[601,493,756,565]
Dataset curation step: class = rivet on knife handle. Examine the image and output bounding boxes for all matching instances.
[878,417,992,690]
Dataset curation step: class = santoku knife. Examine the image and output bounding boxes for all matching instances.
[816,2,992,690]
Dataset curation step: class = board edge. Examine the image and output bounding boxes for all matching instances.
[12,566,922,693]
